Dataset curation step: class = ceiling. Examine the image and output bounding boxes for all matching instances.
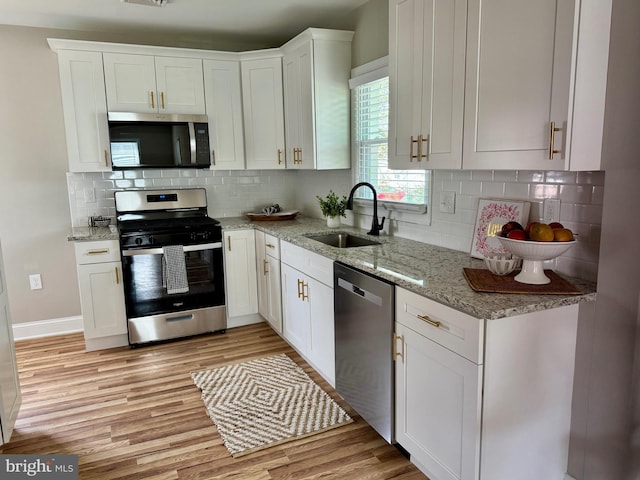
[0,0,369,47]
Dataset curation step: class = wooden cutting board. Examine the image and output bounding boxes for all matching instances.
[463,268,583,295]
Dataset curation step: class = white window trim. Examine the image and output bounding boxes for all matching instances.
[349,57,433,227]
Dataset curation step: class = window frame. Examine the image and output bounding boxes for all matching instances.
[350,57,432,225]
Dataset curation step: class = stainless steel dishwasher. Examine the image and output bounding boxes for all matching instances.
[334,261,395,443]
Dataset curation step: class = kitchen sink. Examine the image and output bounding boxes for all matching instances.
[304,232,381,248]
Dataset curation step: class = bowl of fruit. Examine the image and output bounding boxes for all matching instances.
[497,221,576,285]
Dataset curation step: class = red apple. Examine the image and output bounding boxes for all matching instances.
[507,229,528,240]
[501,221,524,237]
[549,222,564,229]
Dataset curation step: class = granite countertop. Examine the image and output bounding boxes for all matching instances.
[68,225,119,241]
[218,215,596,320]
[68,215,596,320]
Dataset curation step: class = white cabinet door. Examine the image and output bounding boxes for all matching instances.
[77,261,127,340]
[241,56,286,170]
[223,230,258,318]
[103,53,157,113]
[0,242,21,445]
[265,254,283,334]
[154,56,205,114]
[203,59,245,170]
[104,53,205,114]
[307,276,334,386]
[281,262,310,354]
[395,322,482,480]
[462,0,575,170]
[282,42,312,169]
[389,0,466,170]
[281,29,352,170]
[255,231,269,320]
[56,50,111,172]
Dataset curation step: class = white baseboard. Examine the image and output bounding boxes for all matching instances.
[13,316,83,341]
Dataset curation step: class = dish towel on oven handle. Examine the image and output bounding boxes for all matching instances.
[162,245,189,294]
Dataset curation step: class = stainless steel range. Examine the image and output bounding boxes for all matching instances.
[115,189,226,346]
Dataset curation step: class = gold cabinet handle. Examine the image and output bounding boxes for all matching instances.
[410,136,419,162]
[227,236,231,251]
[115,266,120,285]
[263,259,268,275]
[548,121,562,159]
[297,278,303,298]
[150,90,155,109]
[87,249,109,255]
[277,148,283,165]
[161,91,165,109]
[419,134,429,160]
[211,149,216,166]
[393,333,405,362]
[104,150,109,167]
[417,314,441,328]
[266,243,275,249]
[293,147,302,164]
[301,281,308,301]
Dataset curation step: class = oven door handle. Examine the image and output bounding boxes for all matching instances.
[122,242,222,257]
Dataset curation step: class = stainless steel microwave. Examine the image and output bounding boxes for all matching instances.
[108,112,210,169]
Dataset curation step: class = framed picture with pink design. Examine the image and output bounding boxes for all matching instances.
[471,198,531,259]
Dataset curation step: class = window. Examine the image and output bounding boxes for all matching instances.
[351,62,429,208]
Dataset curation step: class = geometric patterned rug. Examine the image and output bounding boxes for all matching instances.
[191,353,353,457]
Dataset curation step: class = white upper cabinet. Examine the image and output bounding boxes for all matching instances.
[54,49,111,172]
[281,28,353,170]
[463,0,575,170]
[389,0,467,170]
[203,59,246,170]
[389,0,612,171]
[103,53,206,114]
[241,53,287,170]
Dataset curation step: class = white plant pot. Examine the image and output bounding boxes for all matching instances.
[326,216,341,228]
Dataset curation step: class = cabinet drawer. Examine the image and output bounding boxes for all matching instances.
[396,287,484,364]
[264,234,280,259]
[74,240,121,265]
[281,241,333,287]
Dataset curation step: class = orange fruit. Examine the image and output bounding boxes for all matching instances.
[529,223,554,242]
[554,228,574,242]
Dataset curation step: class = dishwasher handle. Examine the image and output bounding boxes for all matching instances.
[337,277,382,306]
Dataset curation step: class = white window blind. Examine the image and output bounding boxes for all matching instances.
[352,75,428,206]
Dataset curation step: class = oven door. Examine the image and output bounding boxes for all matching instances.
[121,242,224,320]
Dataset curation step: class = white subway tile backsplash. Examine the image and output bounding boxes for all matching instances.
[559,185,593,204]
[480,181,505,197]
[517,171,545,183]
[545,171,578,184]
[67,167,603,282]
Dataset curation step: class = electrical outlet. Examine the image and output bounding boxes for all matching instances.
[84,187,96,203]
[439,191,456,214]
[29,274,42,290]
[543,199,561,223]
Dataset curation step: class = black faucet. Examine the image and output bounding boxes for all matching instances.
[346,182,386,236]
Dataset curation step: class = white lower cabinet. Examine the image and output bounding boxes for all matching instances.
[0,240,21,445]
[280,241,335,386]
[395,286,579,480]
[255,231,282,334]
[223,229,260,328]
[74,240,127,351]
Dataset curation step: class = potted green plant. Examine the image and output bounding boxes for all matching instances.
[317,190,347,228]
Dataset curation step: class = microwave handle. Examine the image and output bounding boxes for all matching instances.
[122,242,222,257]
[189,122,197,165]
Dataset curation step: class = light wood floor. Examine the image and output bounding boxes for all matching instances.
[2,322,427,480]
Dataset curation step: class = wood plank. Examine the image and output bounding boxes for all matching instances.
[1,323,427,479]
